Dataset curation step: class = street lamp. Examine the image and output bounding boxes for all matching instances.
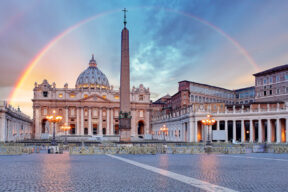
[201,114,216,145]
[46,110,62,146]
[160,124,168,141]
[61,123,71,145]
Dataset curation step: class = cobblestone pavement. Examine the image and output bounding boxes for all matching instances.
[120,153,288,192]
[0,153,288,192]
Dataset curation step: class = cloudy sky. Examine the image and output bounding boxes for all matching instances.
[1,0,288,116]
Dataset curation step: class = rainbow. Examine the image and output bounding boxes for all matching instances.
[9,7,259,105]
[9,9,118,105]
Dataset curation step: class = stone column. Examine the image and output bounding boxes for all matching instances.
[76,108,80,135]
[233,120,236,142]
[81,108,84,135]
[110,109,114,135]
[34,107,41,139]
[249,120,253,143]
[88,108,92,135]
[258,119,263,143]
[131,110,136,137]
[241,120,245,143]
[267,119,271,143]
[65,107,69,125]
[286,119,288,143]
[217,120,220,130]
[99,108,103,136]
[106,108,110,135]
[225,120,228,142]
[145,111,149,135]
[0,113,6,142]
[276,118,281,143]
[194,120,198,142]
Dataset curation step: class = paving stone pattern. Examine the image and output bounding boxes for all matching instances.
[0,152,204,192]
[0,152,288,191]
[121,153,288,192]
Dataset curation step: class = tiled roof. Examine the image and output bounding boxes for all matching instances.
[179,80,233,92]
[253,64,288,76]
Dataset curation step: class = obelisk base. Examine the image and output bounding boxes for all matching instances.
[119,118,131,142]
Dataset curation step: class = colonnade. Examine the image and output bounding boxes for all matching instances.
[152,116,288,143]
[35,106,150,139]
[190,118,288,143]
[67,107,116,136]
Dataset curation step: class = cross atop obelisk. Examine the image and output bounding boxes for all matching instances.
[119,8,131,142]
[122,8,128,27]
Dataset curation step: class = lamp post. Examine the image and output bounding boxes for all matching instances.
[46,110,62,146]
[201,114,216,145]
[61,123,71,145]
[160,124,168,141]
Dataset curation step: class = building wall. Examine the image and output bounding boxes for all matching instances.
[33,80,151,140]
[235,87,255,104]
[255,68,288,102]
[152,103,288,143]
[0,101,32,142]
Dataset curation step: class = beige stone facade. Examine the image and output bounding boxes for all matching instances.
[254,64,288,102]
[152,103,288,143]
[0,101,32,142]
[32,58,150,141]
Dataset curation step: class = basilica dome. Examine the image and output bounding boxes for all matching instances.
[76,55,110,89]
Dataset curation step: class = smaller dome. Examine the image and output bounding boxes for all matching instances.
[75,55,110,89]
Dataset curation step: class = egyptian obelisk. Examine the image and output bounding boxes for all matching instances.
[119,8,131,142]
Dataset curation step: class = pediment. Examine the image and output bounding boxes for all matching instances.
[79,94,112,102]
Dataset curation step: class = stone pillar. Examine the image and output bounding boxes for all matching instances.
[286,119,288,143]
[276,118,281,143]
[217,120,220,130]
[225,120,228,142]
[110,109,114,135]
[258,119,263,143]
[76,108,80,135]
[241,120,245,143]
[144,111,149,135]
[65,107,68,125]
[249,120,253,143]
[88,108,92,135]
[106,108,110,135]
[194,120,198,142]
[34,107,41,139]
[99,108,103,135]
[233,120,236,142]
[0,113,6,142]
[81,108,84,135]
[267,119,271,143]
[131,110,136,137]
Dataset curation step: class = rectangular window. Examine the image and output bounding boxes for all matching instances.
[276,89,280,94]
[285,73,288,80]
[276,76,280,82]
[43,91,48,97]
[264,91,266,96]
[263,78,267,84]
[43,108,47,115]
[286,87,288,93]
[270,77,273,83]
[93,109,98,117]
[139,110,144,118]
[71,108,75,116]
[269,90,272,95]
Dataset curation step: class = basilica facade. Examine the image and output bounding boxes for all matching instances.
[32,56,150,140]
